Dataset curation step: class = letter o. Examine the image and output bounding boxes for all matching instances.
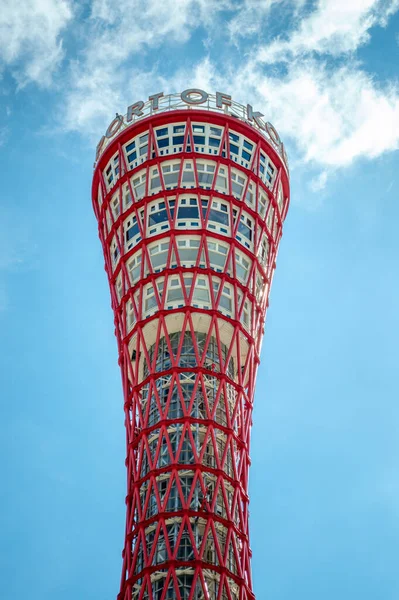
[105,115,124,139]
[265,121,281,147]
[181,88,209,105]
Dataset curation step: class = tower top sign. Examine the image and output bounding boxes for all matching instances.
[95,89,289,172]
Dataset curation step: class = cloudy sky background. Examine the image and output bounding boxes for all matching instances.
[0,1,398,598]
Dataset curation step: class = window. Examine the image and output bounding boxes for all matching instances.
[210,126,222,137]
[156,127,168,137]
[208,200,229,228]
[123,184,132,209]
[207,240,228,272]
[235,251,251,283]
[192,277,210,306]
[104,152,119,189]
[115,274,123,301]
[256,271,264,303]
[111,238,119,267]
[173,125,185,134]
[238,215,252,241]
[234,211,253,248]
[197,162,215,188]
[127,252,142,284]
[132,172,146,199]
[150,167,161,192]
[245,182,255,208]
[242,138,253,163]
[241,299,251,330]
[267,205,275,235]
[125,140,137,165]
[215,166,227,192]
[259,152,277,188]
[258,234,270,266]
[177,198,199,221]
[182,161,195,187]
[177,238,200,266]
[144,280,163,314]
[156,126,169,150]
[166,278,184,305]
[149,241,170,271]
[259,191,268,218]
[125,214,142,248]
[219,284,232,313]
[148,201,169,230]
[231,170,245,199]
[111,193,120,219]
[126,299,136,331]
[162,163,180,188]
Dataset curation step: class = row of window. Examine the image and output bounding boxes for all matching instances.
[103,140,278,199]
[132,518,237,573]
[105,160,281,229]
[104,122,264,189]
[109,196,266,263]
[132,568,239,600]
[125,275,253,330]
[143,333,234,378]
[138,421,236,476]
[117,237,256,290]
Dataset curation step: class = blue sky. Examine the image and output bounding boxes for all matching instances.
[1,1,399,599]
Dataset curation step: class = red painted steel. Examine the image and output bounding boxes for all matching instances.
[92,109,290,600]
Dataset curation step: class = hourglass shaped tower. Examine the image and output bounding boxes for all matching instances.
[91,91,290,600]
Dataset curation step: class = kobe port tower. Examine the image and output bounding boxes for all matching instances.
[91,89,290,600]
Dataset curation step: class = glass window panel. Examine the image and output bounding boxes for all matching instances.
[156,128,168,137]
[126,222,139,240]
[149,209,168,226]
[209,208,229,226]
[177,206,199,219]
[209,137,220,147]
[173,135,184,145]
[127,150,137,163]
[193,135,205,145]
[242,150,251,161]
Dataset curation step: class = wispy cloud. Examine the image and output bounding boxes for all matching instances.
[1,0,399,190]
[0,0,73,87]
[258,0,399,63]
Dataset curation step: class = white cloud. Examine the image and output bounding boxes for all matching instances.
[43,0,398,182]
[62,0,231,135]
[0,0,73,87]
[259,0,399,62]
[161,56,399,174]
[227,0,283,39]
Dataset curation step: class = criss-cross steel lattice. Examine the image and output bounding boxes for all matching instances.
[92,109,290,600]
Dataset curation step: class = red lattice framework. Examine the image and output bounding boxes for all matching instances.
[92,110,290,600]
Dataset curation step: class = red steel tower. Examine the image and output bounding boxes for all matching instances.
[91,90,290,600]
